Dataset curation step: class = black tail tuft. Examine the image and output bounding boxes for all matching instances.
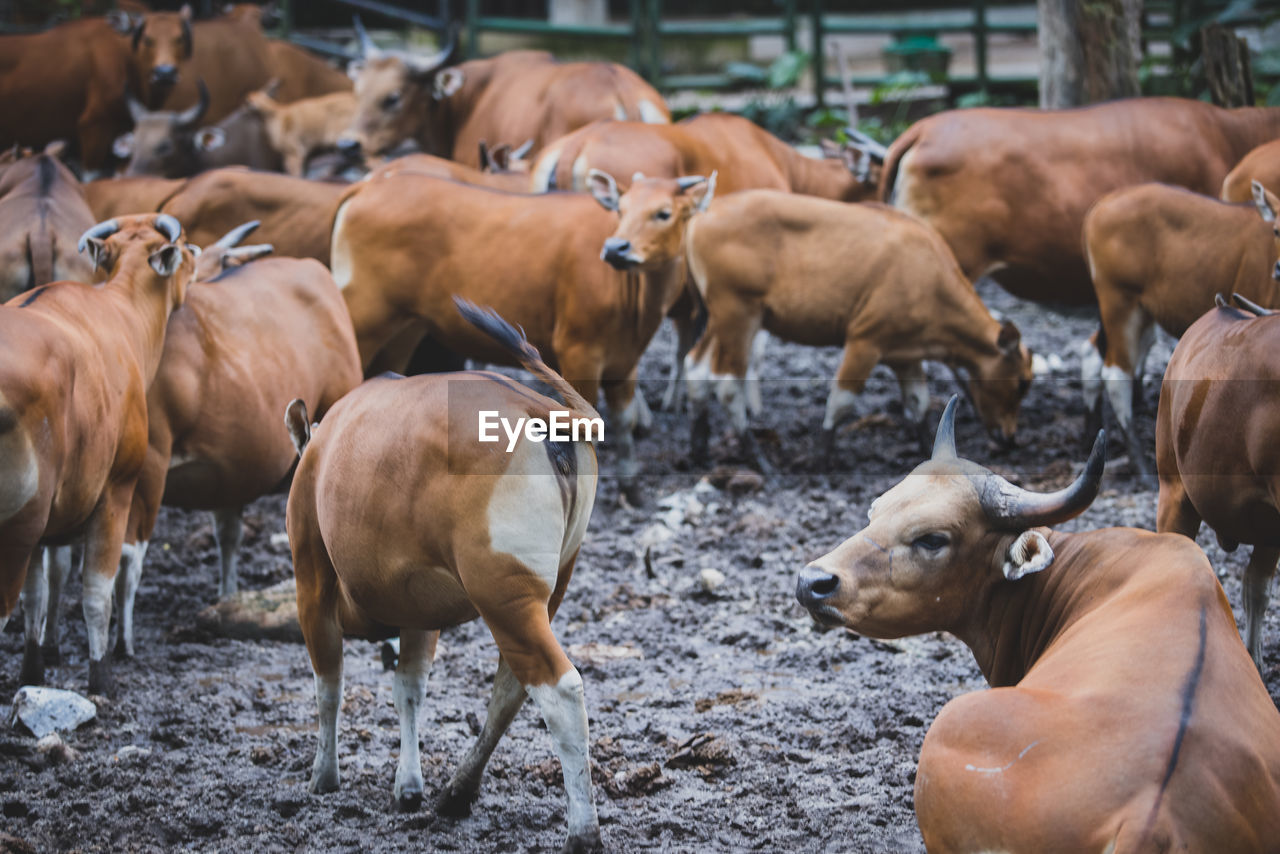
[453,297,540,364]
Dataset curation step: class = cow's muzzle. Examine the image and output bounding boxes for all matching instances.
[601,237,642,270]
[795,565,844,625]
[150,64,178,86]
[336,136,362,159]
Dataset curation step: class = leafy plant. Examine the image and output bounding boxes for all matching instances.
[729,50,811,141]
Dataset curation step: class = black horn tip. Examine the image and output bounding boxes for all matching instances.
[932,394,960,460]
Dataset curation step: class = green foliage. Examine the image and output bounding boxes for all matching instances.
[728,50,811,141]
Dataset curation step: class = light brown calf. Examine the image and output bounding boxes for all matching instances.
[0,145,96,300]
[0,213,195,694]
[798,399,1280,852]
[1222,137,1280,203]
[286,300,602,851]
[1157,295,1280,671]
[246,90,357,177]
[1082,182,1280,471]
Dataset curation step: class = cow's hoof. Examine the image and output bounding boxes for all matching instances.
[19,641,44,687]
[87,658,115,697]
[561,829,605,854]
[620,481,645,508]
[434,784,477,818]
[40,643,61,667]
[308,768,339,795]
[112,640,134,661]
[394,787,423,813]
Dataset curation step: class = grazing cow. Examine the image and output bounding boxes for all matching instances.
[590,175,1032,465]
[1222,138,1280,204]
[340,20,668,167]
[286,300,602,851]
[797,398,1280,852]
[1082,182,1280,472]
[0,145,96,300]
[332,171,687,501]
[532,113,877,202]
[94,223,361,659]
[0,213,196,694]
[882,98,1280,304]
[245,90,357,177]
[84,175,189,220]
[162,167,347,263]
[1157,294,1280,671]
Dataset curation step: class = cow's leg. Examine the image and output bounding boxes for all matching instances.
[393,628,438,811]
[212,507,244,598]
[112,540,147,660]
[685,335,715,465]
[436,656,527,816]
[661,311,694,413]
[630,367,654,436]
[708,310,767,473]
[342,288,407,372]
[1099,304,1154,479]
[1080,330,1104,446]
[603,377,643,506]
[823,339,880,458]
[18,551,47,686]
[284,149,306,178]
[746,331,766,417]
[1130,320,1157,418]
[41,545,76,665]
[887,359,931,455]
[82,482,134,696]
[1244,546,1280,672]
[1155,472,1201,539]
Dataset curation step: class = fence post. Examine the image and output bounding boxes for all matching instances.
[629,0,643,73]
[465,0,479,58]
[974,0,988,93]
[647,0,662,86]
[811,0,825,108]
[783,0,797,53]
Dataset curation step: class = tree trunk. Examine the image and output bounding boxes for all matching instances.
[1201,23,1254,108]
[1039,0,1143,108]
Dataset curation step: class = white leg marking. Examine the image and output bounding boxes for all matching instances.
[746,333,767,417]
[212,508,243,598]
[526,668,600,843]
[633,389,654,431]
[1080,340,1103,412]
[823,384,859,431]
[114,541,148,658]
[21,553,49,648]
[713,372,750,435]
[393,630,433,807]
[1244,549,1278,670]
[43,545,75,653]
[892,362,930,426]
[82,570,115,664]
[613,394,641,481]
[310,673,342,793]
[1102,364,1134,434]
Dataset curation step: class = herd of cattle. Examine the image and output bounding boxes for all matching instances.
[3,4,1280,852]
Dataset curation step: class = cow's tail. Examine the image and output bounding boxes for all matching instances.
[284,399,311,456]
[453,297,601,424]
[879,120,925,205]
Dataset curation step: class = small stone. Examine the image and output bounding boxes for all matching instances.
[725,470,764,495]
[112,745,152,763]
[698,568,726,593]
[268,532,291,552]
[35,732,79,765]
[8,686,97,738]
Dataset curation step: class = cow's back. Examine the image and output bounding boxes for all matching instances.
[1222,138,1280,203]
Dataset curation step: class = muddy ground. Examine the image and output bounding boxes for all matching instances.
[3,281,1278,853]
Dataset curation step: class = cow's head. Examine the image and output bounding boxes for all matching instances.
[589,172,716,271]
[819,131,884,201]
[194,220,273,282]
[337,17,455,158]
[130,5,194,96]
[954,320,1034,447]
[116,80,213,177]
[1250,180,1280,282]
[77,213,198,308]
[796,396,1105,638]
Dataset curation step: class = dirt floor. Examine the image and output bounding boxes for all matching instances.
[3,281,1278,853]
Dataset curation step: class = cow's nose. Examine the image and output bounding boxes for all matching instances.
[795,565,839,608]
[336,137,362,158]
[600,237,636,269]
[603,237,631,256]
[151,64,178,86]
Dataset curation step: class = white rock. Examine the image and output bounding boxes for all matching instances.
[1047,353,1066,372]
[698,568,726,593]
[9,686,97,738]
[1031,353,1049,377]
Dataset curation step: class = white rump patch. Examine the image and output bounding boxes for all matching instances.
[330,198,356,291]
[638,100,667,124]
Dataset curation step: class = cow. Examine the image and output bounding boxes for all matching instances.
[86,223,361,660]
[331,170,688,503]
[245,89,356,177]
[367,149,534,193]
[0,145,96,300]
[1222,138,1280,204]
[0,213,196,695]
[84,174,189,220]
[590,175,1032,466]
[161,167,347,263]
[285,299,602,851]
[264,38,353,105]
[532,113,878,202]
[339,19,668,167]
[882,98,1280,305]
[796,397,1280,852]
[1157,293,1280,672]
[1082,182,1280,473]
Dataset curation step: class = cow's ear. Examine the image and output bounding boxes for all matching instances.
[82,238,112,271]
[433,68,465,99]
[586,169,619,212]
[1252,181,1279,224]
[194,128,225,151]
[112,133,135,160]
[149,244,184,277]
[1002,530,1054,581]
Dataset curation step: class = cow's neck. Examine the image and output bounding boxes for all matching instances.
[105,256,180,384]
[923,281,1005,368]
[1218,107,1280,164]
[630,256,686,344]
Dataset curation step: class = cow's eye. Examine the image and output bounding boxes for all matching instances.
[913,532,949,552]
[654,209,672,221]
[381,92,401,111]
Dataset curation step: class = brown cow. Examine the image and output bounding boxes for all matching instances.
[285,300,602,850]
[0,146,96,300]
[367,150,533,193]
[246,90,356,177]
[84,174,189,220]
[98,223,361,659]
[1222,137,1280,204]
[0,213,196,694]
[882,98,1280,304]
[1157,294,1280,671]
[1082,182,1280,472]
[591,176,1032,466]
[332,170,687,502]
[339,20,668,167]
[797,398,1280,852]
[264,39,352,105]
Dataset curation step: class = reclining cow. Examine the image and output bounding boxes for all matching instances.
[797,398,1280,852]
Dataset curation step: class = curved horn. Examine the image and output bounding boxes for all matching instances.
[978,430,1106,530]
[932,394,959,460]
[402,26,455,75]
[676,175,706,192]
[844,127,888,161]
[223,243,274,267]
[510,138,533,161]
[78,219,120,253]
[176,80,210,129]
[155,213,182,243]
[353,15,380,59]
[214,220,260,249]
[1231,292,1275,316]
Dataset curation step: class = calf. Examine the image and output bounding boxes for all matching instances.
[97,223,361,659]
[797,398,1280,851]
[1157,294,1280,671]
[245,90,356,177]
[286,300,602,851]
[1222,137,1280,204]
[883,98,1280,304]
[332,171,687,501]
[591,175,1032,465]
[0,214,196,694]
[1082,182,1280,472]
[0,145,96,300]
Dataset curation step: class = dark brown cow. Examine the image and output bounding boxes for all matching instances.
[0,146,96,299]
[798,399,1280,852]
[882,98,1280,304]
